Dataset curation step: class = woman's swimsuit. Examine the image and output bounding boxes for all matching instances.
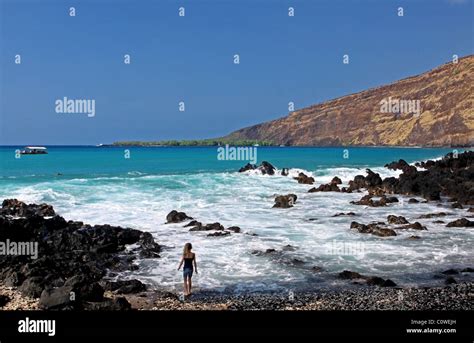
[183,255,194,278]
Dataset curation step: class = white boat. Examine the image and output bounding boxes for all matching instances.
[20,146,48,155]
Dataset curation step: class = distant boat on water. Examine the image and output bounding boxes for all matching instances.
[20,146,48,155]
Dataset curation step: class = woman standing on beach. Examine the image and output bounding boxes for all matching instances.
[177,243,198,296]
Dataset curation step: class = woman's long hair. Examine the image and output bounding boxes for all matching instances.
[183,242,193,257]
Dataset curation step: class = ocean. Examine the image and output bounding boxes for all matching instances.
[1,146,472,293]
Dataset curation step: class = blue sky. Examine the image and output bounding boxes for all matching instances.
[0,0,473,145]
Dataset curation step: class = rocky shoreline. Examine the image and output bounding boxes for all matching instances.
[0,199,159,310]
[2,280,472,311]
[97,283,474,311]
[1,151,473,310]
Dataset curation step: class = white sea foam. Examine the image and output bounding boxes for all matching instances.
[1,165,472,292]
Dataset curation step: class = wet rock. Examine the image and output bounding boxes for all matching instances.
[240,161,276,175]
[418,212,448,219]
[183,220,201,228]
[393,222,427,231]
[207,231,231,237]
[468,208,474,213]
[350,195,397,207]
[368,187,386,196]
[137,232,161,258]
[348,175,366,191]
[408,198,420,203]
[226,226,241,233]
[370,226,397,237]
[238,163,257,173]
[408,235,421,240]
[365,169,383,188]
[441,269,459,275]
[311,266,325,272]
[384,159,409,171]
[282,245,297,251]
[333,212,356,217]
[387,215,409,225]
[289,258,305,265]
[461,267,474,273]
[381,279,397,287]
[331,176,342,185]
[451,202,464,209]
[350,221,397,237]
[308,183,340,192]
[433,220,445,224]
[166,210,192,223]
[281,168,289,176]
[0,200,161,310]
[293,172,315,184]
[189,222,225,231]
[1,199,55,217]
[251,248,277,256]
[338,271,396,287]
[384,152,474,205]
[259,161,276,175]
[273,194,297,208]
[445,277,457,285]
[366,277,397,287]
[446,218,474,227]
[338,271,364,280]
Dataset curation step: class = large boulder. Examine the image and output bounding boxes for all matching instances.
[293,172,315,184]
[39,286,77,310]
[166,210,192,223]
[0,200,161,310]
[308,183,340,192]
[350,221,397,237]
[446,218,474,227]
[1,199,55,217]
[387,215,409,225]
[238,161,276,175]
[273,194,297,208]
[101,279,146,294]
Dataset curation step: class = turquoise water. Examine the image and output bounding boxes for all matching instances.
[1,146,472,292]
[0,146,456,180]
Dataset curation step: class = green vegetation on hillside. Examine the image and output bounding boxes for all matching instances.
[111,139,275,147]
